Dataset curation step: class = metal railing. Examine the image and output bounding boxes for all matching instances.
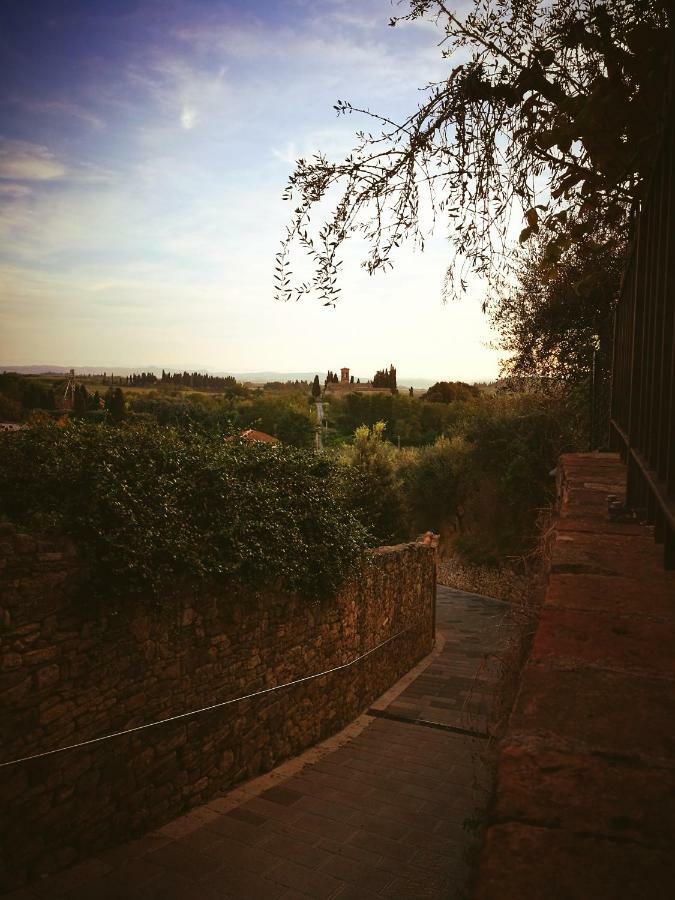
[609,96,675,569]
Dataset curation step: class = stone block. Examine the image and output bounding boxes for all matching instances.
[546,572,675,619]
[494,740,675,847]
[35,665,60,690]
[510,663,675,761]
[39,701,72,726]
[531,607,675,677]
[24,646,58,667]
[2,652,22,671]
[474,823,675,900]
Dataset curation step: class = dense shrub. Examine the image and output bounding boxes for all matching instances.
[335,391,580,560]
[0,422,370,603]
[397,437,469,538]
[457,392,579,561]
[339,423,408,545]
[421,381,480,404]
[0,373,56,419]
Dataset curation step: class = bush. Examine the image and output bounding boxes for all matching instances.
[0,421,370,604]
[276,409,316,448]
[340,422,407,544]
[397,437,469,537]
[457,392,578,561]
[387,392,581,564]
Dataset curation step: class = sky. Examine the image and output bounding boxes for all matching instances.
[0,0,502,381]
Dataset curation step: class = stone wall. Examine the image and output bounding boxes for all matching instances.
[0,526,435,892]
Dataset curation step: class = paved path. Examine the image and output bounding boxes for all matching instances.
[11,588,512,900]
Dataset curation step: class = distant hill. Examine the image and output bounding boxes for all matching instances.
[1,365,163,376]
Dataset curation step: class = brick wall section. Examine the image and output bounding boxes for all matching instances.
[0,529,435,891]
[473,453,675,900]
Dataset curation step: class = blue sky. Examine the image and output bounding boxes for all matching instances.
[0,0,501,380]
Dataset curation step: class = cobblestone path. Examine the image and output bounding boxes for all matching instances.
[11,587,512,900]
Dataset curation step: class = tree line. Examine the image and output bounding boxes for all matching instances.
[372,365,397,392]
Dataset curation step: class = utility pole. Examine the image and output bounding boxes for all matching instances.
[63,368,76,408]
[315,401,324,451]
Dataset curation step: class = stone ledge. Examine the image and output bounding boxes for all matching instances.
[531,606,675,677]
[473,453,675,899]
[492,740,675,848]
[508,663,675,761]
[474,823,675,900]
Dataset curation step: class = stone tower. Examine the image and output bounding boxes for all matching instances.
[340,367,350,383]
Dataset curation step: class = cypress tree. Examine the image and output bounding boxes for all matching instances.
[109,388,126,422]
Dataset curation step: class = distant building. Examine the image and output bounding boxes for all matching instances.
[324,365,392,396]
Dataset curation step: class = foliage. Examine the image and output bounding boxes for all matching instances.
[159,370,239,391]
[275,0,671,306]
[0,392,23,422]
[422,381,481,404]
[128,392,235,430]
[275,409,316,448]
[312,374,321,398]
[105,387,126,422]
[457,392,579,560]
[360,391,580,561]
[328,391,469,445]
[493,227,624,383]
[0,421,370,604]
[397,437,469,536]
[340,422,408,544]
[73,384,86,415]
[0,373,56,418]
[237,392,313,440]
[127,388,314,441]
[372,364,397,392]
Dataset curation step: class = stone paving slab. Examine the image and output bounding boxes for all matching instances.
[6,587,512,900]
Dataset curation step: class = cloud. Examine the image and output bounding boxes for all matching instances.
[272,142,298,165]
[180,104,197,129]
[23,100,105,131]
[0,183,32,198]
[0,139,67,181]
[271,127,358,166]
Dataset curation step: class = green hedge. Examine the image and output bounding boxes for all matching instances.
[0,422,369,603]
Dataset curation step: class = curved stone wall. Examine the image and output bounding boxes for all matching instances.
[0,529,435,891]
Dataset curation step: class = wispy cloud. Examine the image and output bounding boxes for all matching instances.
[22,99,105,131]
[0,139,66,181]
[0,183,32,198]
[180,104,197,129]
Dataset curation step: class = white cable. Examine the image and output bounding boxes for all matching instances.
[0,622,418,769]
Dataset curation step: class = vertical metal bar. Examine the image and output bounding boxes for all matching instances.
[665,117,675,500]
[610,80,674,565]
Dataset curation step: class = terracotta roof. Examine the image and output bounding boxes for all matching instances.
[237,429,279,444]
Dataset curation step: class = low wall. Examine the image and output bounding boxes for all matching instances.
[0,526,435,891]
[473,454,675,900]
